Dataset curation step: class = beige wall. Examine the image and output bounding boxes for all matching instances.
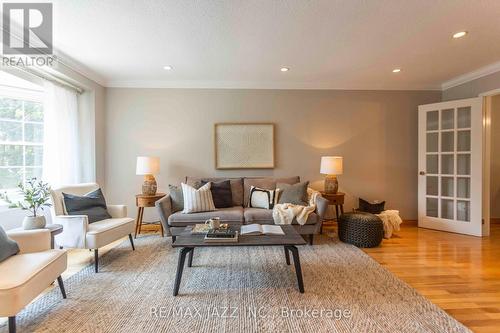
[491,95,500,218]
[105,88,440,221]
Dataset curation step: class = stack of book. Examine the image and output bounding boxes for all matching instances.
[204,228,239,243]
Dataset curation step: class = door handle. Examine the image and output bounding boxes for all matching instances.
[419,171,426,176]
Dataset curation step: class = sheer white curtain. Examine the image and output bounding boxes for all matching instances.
[42,81,81,187]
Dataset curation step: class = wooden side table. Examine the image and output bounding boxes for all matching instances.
[135,193,166,238]
[320,192,345,233]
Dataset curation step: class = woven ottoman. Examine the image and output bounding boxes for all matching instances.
[338,212,383,248]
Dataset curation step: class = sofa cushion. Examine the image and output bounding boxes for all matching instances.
[0,249,67,316]
[0,226,19,263]
[243,177,300,206]
[243,208,318,225]
[63,188,112,223]
[248,186,280,209]
[186,177,243,206]
[181,183,216,213]
[85,217,135,249]
[201,180,233,208]
[168,207,244,227]
[277,181,309,205]
[168,184,185,213]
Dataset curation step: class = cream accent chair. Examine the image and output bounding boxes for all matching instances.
[0,229,67,333]
[50,183,135,273]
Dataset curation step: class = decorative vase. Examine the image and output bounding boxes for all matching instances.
[324,175,339,194]
[22,215,46,230]
[142,174,158,196]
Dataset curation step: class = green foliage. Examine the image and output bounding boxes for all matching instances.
[14,178,52,217]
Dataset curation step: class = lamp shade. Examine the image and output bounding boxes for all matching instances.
[320,156,343,175]
[136,156,160,175]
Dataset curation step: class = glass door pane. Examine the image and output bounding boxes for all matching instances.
[441,109,455,129]
[457,107,471,128]
[426,154,438,174]
[457,130,470,151]
[427,111,439,130]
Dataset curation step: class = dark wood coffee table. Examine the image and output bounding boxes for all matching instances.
[171,225,307,296]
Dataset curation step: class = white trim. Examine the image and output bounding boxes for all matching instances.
[441,61,500,91]
[106,79,442,90]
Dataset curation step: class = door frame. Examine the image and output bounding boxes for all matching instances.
[479,88,500,237]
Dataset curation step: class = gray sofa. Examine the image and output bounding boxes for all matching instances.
[156,176,329,245]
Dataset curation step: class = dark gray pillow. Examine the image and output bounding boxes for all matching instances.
[168,184,184,213]
[201,180,232,208]
[277,181,309,206]
[63,188,112,223]
[0,225,19,263]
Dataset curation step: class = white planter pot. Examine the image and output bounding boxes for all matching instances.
[22,215,46,230]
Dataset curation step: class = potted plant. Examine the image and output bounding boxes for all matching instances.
[15,178,52,230]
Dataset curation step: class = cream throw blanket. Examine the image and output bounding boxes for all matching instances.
[272,188,321,225]
[376,210,403,238]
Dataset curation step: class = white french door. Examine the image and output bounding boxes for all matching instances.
[418,98,483,236]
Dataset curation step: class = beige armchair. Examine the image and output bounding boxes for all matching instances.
[0,229,67,333]
[50,183,136,273]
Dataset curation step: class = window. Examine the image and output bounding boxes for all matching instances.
[0,72,44,210]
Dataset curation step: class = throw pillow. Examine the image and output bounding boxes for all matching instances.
[63,188,112,223]
[358,198,385,214]
[248,186,280,209]
[168,184,184,213]
[201,180,233,208]
[0,226,19,263]
[277,181,309,206]
[181,182,216,214]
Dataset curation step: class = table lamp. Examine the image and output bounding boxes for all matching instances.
[320,156,343,194]
[136,156,160,195]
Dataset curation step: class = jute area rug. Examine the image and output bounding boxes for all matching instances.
[1,234,470,333]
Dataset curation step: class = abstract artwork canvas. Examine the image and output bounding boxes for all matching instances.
[214,123,275,169]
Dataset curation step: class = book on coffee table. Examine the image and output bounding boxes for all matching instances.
[240,224,285,236]
[204,230,239,243]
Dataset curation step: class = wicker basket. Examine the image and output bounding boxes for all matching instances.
[338,212,383,248]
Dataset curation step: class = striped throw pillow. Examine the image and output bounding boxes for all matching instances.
[181,182,216,214]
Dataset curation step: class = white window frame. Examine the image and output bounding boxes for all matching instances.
[0,85,44,210]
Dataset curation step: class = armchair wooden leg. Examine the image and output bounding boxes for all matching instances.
[57,276,67,299]
[309,234,314,245]
[8,316,15,333]
[94,249,99,273]
[128,234,135,250]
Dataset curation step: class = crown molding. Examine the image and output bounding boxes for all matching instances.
[106,79,442,91]
[441,61,500,91]
[53,52,107,87]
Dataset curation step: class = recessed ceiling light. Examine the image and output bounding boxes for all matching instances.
[163,65,173,70]
[392,68,401,73]
[280,67,289,72]
[453,31,467,39]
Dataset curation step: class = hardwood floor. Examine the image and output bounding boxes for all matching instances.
[362,222,500,333]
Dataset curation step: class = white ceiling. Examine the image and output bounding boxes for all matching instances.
[41,0,500,89]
